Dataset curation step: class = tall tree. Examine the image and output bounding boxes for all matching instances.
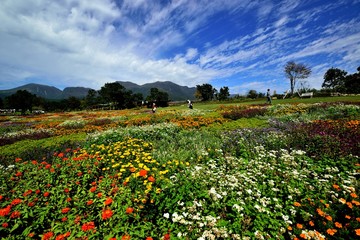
[196,83,216,101]
[84,89,99,108]
[344,66,360,94]
[322,67,347,92]
[218,86,230,100]
[247,90,258,99]
[98,82,132,109]
[5,90,37,114]
[284,61,311,94]
[146,88,169,107]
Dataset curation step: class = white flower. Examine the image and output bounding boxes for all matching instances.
[163,213,170,219]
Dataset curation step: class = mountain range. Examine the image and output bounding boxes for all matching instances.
[0,81,196,101]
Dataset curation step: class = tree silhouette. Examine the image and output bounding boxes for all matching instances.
[284,61,311,95]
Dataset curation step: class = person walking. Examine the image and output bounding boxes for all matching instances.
[266,89,272,104]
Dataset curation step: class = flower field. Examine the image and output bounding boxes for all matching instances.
[0,100,360,239]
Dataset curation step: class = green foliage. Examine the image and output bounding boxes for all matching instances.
[196,83,216,101]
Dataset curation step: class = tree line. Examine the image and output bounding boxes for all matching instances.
[0,82,171,114]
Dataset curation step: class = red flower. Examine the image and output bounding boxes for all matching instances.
[126,207,134,214]
[104,198,113,206]
[44,192,50,197]
[15,158,22,162]
[42,231,54,240]
[81,222,95,232]
[90,186,97,193]
[15,171,22,177]
[28,202,35,207]
[2,222,8,228]
[61,207,71,214]
[23,189,33,197]
[10,210,21,219]
[139,169,148,177]
[58,153,64,158]
[74,216,81,224]
[36,189,41,194]
[61,217,68,222]
[87,200,93,205]
[146,237,153,240]
[148,176,155,182]
[122,235,131,240]
[11,199,22,206]
[55,232,71,240]
[102,209,113,220]
[164,233,170,240]
[28,233,35,238]
[97,193,102,198]
[66,197,72,202]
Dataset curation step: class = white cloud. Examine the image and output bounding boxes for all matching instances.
[0,0,359,96]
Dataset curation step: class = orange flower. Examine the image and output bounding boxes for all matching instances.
[309,220,315,226]
[345,215,351,219]
[326,228,337,236]
[90,186,97,192]
[300,233,307,239]
[122,235,131,240]
[102,209,113,220]
[104,198,113,206]
[11,199,22,206]
[294,202,301,207]
[61,208,71,214]
[87,200,93,205]
[351,192,358,198]
[148,176,155,182]
[296,223,303,229]
[139,169,148,177]
[325,215,332,221]
[81,222,95,231]
[287,226,292,231]
[316,208,325,217]
[10,210,21,219]
[335,222,342,228]
[130,167,136,173]
[332,184,340,190]
[346,202,353,209]
[42,231,54,240]
[146,237,154,240]
[0,206,11,217]
[97,193,102,198]
[356,217,360,222]
[352,200,360,206]
[356,229,360,236]
[126,207,134,214]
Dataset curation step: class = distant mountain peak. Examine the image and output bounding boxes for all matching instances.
[0,81,196,101]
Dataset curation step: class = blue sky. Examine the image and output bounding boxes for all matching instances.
[0,0,359,95]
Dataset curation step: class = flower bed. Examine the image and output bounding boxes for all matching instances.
[0,102,359,239]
